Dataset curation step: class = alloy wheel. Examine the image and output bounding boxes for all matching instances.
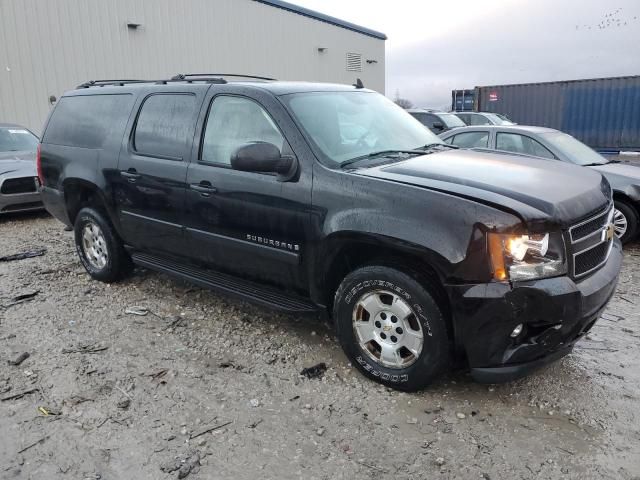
[352,290,424,369]
[81,221,108,269]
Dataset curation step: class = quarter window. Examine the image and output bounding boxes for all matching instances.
[133,94,196,159]
[43,94,132,149]
[451,131,489,148]
[496,133,555,159]
[201,96,285,166]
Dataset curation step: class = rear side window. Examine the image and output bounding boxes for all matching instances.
[133,94,196,159]
[43,94,132,149]
[451,131,489,148]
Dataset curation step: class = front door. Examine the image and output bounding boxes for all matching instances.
[183,91,311,291]
[115,88,204,255]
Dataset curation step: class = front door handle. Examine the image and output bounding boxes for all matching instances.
[120,169,141,182]
[190,182,217,196]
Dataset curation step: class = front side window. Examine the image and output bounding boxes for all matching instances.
[438,113,466,128]
[201,96,285,166]
[496,133,555,159]
[0,127,38,153]
[411,112,439,129]
[134,94,196,159]
[451,131,489,148]
[283,92,443,167]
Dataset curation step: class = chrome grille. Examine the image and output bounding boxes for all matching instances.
[570,204,614,278]
[569,206,610,242]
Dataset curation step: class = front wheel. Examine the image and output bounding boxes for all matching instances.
[74,207,132,282]
[333,265,450,391]
[613,200,638,244]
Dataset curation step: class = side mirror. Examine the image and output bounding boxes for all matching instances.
[432,122,445,131]
[230,142,296,180]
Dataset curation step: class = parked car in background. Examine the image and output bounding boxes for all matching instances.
[454,111,516,126]
[407,109,466,134]
[0,123,43,214]
[439,125,640,243]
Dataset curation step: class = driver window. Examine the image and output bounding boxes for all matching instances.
[201,96,285,165]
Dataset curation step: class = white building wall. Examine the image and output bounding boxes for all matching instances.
[0,0,385,133]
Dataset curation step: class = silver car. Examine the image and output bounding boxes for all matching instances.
[454,112,516,126]
[439,125,640,244]
[0,123,42,214]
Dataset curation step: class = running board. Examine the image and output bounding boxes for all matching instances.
[130,252,321,313]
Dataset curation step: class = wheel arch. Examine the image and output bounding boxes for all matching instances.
[62,178,120,231]
[317,232,453,334]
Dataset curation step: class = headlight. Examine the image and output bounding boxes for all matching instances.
[488,232,566,281]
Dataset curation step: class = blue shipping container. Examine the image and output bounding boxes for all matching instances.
[451,89,475,112]
[474,76,640,151]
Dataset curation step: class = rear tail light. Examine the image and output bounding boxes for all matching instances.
[36,143,43,186]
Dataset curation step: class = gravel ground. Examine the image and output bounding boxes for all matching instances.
[1,212,639,480]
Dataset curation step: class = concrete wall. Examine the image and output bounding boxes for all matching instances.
[0,0,385,133]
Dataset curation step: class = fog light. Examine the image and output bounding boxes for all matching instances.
[510,324,524,338]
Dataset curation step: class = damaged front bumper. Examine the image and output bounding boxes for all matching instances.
[448,238,622,383]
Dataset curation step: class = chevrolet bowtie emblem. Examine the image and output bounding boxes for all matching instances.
[606,223,615,241]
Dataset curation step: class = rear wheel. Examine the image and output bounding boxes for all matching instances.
[333,265,450,391]
[613,200,638,244]
[74,207,132,282]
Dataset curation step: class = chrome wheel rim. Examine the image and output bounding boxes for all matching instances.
[352,290,424,369]
[613,208,628,238]
[81,222,108,269]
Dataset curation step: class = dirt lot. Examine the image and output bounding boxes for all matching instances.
[1,213,639,480]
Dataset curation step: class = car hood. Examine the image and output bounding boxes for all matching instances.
[0,151,36,178]
[355,149,611,230]
[590,161,640,201]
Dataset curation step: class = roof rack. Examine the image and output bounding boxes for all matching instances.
[76,73,276,89]
[76,79,154,88]
[171,73,277,81]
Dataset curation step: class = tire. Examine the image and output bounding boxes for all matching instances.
[333,265,450,391]
[613,200,638,245]
[74,207,132,282]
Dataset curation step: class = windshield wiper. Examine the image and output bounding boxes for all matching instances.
[582,162,610,166]
[419,143,459,150]
[340,149,424,169]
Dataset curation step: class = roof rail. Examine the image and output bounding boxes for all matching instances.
[76,73,274,90]
[76,77,228,89]
[171,73,277,81]
[76,79,153,88]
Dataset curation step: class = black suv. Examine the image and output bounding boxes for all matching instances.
[39,75,622,391]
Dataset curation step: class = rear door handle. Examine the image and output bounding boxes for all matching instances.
[120,169,141,182]
[190,182,217,196]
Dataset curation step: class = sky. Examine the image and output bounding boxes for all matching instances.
[292,0,640,109]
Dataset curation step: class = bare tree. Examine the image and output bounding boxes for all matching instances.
[393,89,413,109]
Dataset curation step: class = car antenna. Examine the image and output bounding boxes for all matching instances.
[353,78,365,89]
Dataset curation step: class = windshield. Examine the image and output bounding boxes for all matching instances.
[494,113,515,124]
[283,91,443,167]
[486,113,515,125]
[0,127,39,153]
[539,131,608,166]
[438,113,466,128]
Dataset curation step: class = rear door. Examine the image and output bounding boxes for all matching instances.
[115,86,206,255]
[182,87,312,291]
